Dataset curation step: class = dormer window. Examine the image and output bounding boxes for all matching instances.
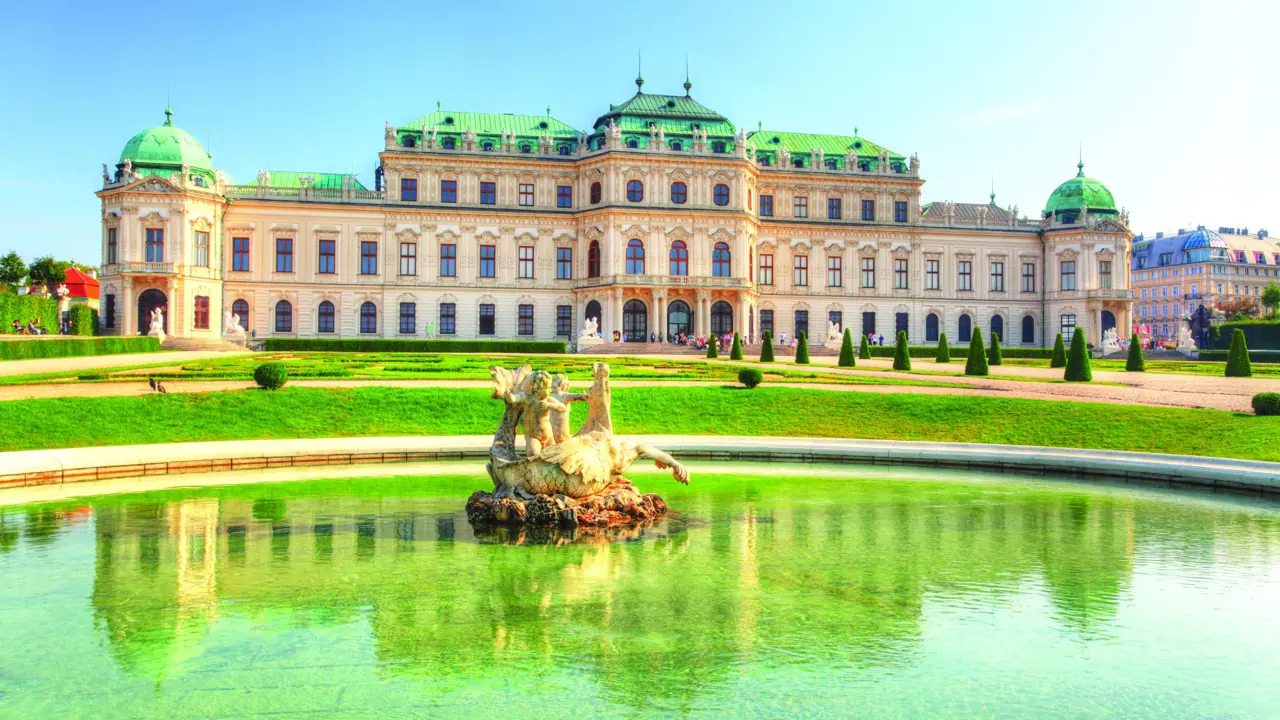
[402,136,416,148]
[825,159,837,170]
[520,144,531,153]
[444,116,455,125]
[538,121,549,129]
[482,141,494,151]
[670,141,682,151]
[793,157,805,168]
[1159,253,1172,266]
[627,139,638,149]
[1237,251,1246,262]
[559,144,571,155]
[712,141,725,153]
[758,156,771,167]
[1255,252,1265,264]
[442,137,456,149]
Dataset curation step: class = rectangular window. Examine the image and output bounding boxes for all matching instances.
[1021,262,1036,292]
[795,310,808,336]
[894,201,908,223]
[440,179,457,203]
[193,231,209,267]
[232,237,250,272]
[793,255,809,286]
[556,247,572,280]
[275,237,293,273]
[792,196,809,219]
[480,245,496,278]
[439,244,456,277]
[1061,313,1076,337]
[958,260,972,291]
[318,239,335,274]
[400,177,417,202]
[926,259,940,289]
[1061,261,1077,291]
[557,185,572,208]
[518,246,534,279]
[861,199,875,222]
[360,241,377,275]
[990,260,1004,292]
[479,303,496,335]
[759,254,774,285]
[895,258,909,289]
[861,257,876,289]
[556,305,572,336]
[480,181,496,205]
[399,302,416,334]
[145,228,164,263]
[760,195,773,217]
[827,256,842,287]
[399,242,417,276]
[760,309,774,334]
[439,303,456,335]
[193,296,209,329]
[104,294,115,328]
[518,304,534,335]
[519,183,534,207]
[828,197,842,220]
[107,228,118,264]
[1099,260,1112,289]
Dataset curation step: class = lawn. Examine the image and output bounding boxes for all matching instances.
[2,386,1276,461]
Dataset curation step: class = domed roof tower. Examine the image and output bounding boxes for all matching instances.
[117,108,214,180]
[1044,161,1116,222]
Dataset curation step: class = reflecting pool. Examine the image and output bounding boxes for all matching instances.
[2,464,1280,718]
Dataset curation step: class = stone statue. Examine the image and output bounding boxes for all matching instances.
[122,159,133,178]
[148,306,166,344]
[845,150,858,171]
[579,315,600,338]
[385,121,395,140]
[825,321,841,342]
[909,153,920,174]
[549,373,588,444]
[1176,324,1197,354]
[102,163,111,184]
[503,370,567,459]
[223,310,245,336]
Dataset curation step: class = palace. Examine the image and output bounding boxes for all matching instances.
[95,77,1134,348]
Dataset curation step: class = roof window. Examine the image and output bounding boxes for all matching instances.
[666,100,676,108]
[444,116,454,125]
[482,141,494,151]
[539,121,548,129]
[853,141,863,149]
[771,136,781,144]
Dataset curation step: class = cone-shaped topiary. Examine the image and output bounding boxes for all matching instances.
[760,330,774,362]
[1050,332,1067,368]
[796,331,810,364]
[1064,327,1092,382]
[1225,328,1252,377]
[838,328,856,367]
[893,330,912,371]
[706,335,718,359]
[1126,332,1145,372]
[935,333,951,363]
[859,333,871,360]
[988,332,1003,365]
[730,332,743,360]
[965,328,989,376]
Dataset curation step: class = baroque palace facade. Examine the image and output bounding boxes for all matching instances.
[95,79,1134,347]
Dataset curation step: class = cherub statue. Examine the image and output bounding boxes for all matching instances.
[577,362,613,435]
[549,373,588,444]
[505,370,567,459]
[102,163,111,184]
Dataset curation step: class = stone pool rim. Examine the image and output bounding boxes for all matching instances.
[1,435,1276,497]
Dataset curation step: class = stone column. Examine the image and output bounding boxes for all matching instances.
[122,277,135,336]
[656,293,666,342]
[1095,306,1103,345]
[612,288,623,342]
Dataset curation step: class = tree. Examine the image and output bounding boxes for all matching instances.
[730,332,743,360]
[893,330,912,371]
[858,333,871,360]
[1225,328,1252,377]
[1216,297,1259,321]
[760,330,774,362]
[965,327,989,376]
[1064,327,1092,382]
[26,256,70,294]
[1125,332,1145,372]
[935,333,950,363]
[0,251,26,291]
[838,328,855,367]
[796,331,810,364]
[1050,332,1067,368]
[706,334,718,359]
[988,332,1003,365]
[1262,283,1280,318]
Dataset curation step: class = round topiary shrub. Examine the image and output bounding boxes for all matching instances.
[738,367,763,389]
[1252,392,1280,416]
[254,362,288,390]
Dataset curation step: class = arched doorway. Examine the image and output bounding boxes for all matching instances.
[584,300,602,334]
[622,299,647,342]
[710,300,734,336]
[137,289,167,335]
[667,300,691,339]
[1102,310,1116,336]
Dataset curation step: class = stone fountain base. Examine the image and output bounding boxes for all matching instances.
[465,480,667,529]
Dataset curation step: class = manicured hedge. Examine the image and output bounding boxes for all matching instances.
[254,362,288,390]
[0,292,58,334]
[1225,329,1252,377]
[263,338,567,354]
[864,345,1054,359]
[759,330,774,362]
[1253,393,1280,416]
[1198,350,1280,363]
[1210,322,1280,350]
[0,336,160,361]
[67,305,98,336]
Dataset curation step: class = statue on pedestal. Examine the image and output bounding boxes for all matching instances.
[223,310,245,336]
[579,316,600,339]
[825,321,842,342]
[148,306,166,344]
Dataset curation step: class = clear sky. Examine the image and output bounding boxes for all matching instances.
[1,0,1276,266]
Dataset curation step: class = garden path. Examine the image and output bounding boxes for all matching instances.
[0,350,251,377]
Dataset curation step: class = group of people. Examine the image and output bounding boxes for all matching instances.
[9,317,45,335]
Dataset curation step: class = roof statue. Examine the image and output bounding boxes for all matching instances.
[385,121,395,140]
[102,163,111,185]
[909,153,920,174]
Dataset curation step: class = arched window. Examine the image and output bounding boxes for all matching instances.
[712,141,725,153]
[1022,315,1035,344]
[442,137,456,149]
[627,139,638,149]
[670,182,687,204]
[590,182,601,204]
[626,239,645,274]
[991,315,1004,342]
[232,299,249,331]
[588,240,601,278]
[925,313,939,342]
[519,144,531,153]
[274,300,292,333]
[670,141,682,152]
[559,144,571,155]
[626,180,644,202]
[360,302,377,334]
[318,301,335,333]
[710,301,734,335]
[712,242,731,277]
[713,184,729,206]
[402,136,415,148]
[482,141,494,151]
[958,313,972,343]
[669,241,689,276]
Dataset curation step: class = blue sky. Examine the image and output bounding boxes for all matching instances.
[1,0,1276,265]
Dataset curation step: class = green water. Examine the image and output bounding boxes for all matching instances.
[2,465,1280,718]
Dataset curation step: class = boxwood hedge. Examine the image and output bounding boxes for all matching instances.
[0,336,159,361]
[263,338,567,353]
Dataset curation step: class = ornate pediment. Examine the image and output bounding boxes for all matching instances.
[190,216,213,232]
[475,230,500,241]
[1059,248,1079,261]
[139,211,167,228]
[1097,248,1116,259]
[436,229,460,242]
[666,226,692,241]
[553,232,576,245]
[584,226,603,241]
[131,176,180,193]
[395,227,421,241]
[709,228,735,242]
[892,246,911,260]
[1089,217,1129,234]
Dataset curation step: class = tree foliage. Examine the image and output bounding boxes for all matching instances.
[795,332,810,364]
[0,251,26,290]
[893,330,912,371]
[26,256,71,294]
[1050,333,1067,368]
[838,328,855,367]
[1225,328,1252,377]
[1125,332,1145,372]
[759,330,774,362]
[965,328,989,376]
[935,333,950,363]
[1064,327,1093,382]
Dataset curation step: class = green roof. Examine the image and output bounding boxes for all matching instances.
[397,110,580,141]
[251,171,367,191]
[118,108,214,174]
[747,129,903,161]
[1044,162,1116,215]
[592,92,736,138]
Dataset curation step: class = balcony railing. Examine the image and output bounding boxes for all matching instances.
[577,274,751,290]
[226,186,386,204]
[1087,289,1133,299]
[113,261,178,275]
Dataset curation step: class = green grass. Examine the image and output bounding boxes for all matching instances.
[2,386,1277,461]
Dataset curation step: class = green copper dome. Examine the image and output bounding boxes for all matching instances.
[118,108,213,173]
[1044,162,1116,217]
